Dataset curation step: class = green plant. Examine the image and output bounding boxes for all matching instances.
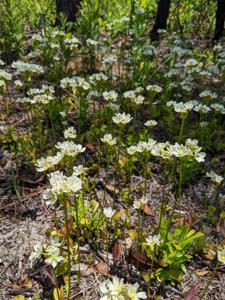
[143,223,204,284]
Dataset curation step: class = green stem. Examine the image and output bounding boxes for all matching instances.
[74,197,80,282]
[179,116,185,143]
[63,200,71,300]
[162,160,183,249]
[144,153,149,196]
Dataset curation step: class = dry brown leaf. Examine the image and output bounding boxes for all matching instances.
[94,261,109,275]
[143,204,154,217]
[196,268,210,276]
[202,248,217,261]
[113,241,123,261]
[85,143,95,152]
[71,263,94,276]
[130,251,150,269]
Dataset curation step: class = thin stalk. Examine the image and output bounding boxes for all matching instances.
[162,160,183,249]
[179,116,185,143]
[144,153,149,196]
[63,200,71,300]
[74,197,81,282]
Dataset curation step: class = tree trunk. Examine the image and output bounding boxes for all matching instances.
[213,0,225,41]
[55,0,82,25]
[151,0,171,41]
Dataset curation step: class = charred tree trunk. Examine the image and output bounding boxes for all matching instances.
[213,0,225,41]
[151,0,171,41]
[55,0,82,25]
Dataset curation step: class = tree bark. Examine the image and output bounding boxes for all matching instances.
[213,0,225,41]
[151,0,171,41]
[55,0,82,25]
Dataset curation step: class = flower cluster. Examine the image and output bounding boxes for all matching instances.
[100,276,147,300]
[12,61,44,76]
[112,112,133,125]
[43,170,82,204]
[101,134,117,146]
[206,170,223,184]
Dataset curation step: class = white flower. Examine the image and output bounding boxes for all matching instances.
[56,141,85,157]
[112,112,132,125]
[29,242,43,261]
[60,111,67,118]
[127,146,138,155]
[145,234,162,250]
[64,126,77,139]
[66,173,83,193]
[103,55,118,65]
[103,91,118,102]
[15,80,23,88]
[199,90,217,100]
[73,165,87,176]
[101,134,117,146]
[89,73,108,85]
[36,152,63,172]
[103,207,116,218]
[0,70,12,81]
[144,120,157,128]
[0,59,5,66]
[86,38,98,46]
[151,142,172,159]
[218,248,225,264]
[184,59,198,67]
[48,171,82,197]
[60,77,90,91]
[127,283,147,300]
[123,90,136,99]
[146,84,162,93]
[108,102,120,111]
[210,103,225,114]
[168,101,195,114]
[131,95,144,106]
[206,170,223,184]
[194,104,211,114]
[136,139,157,153]
[11,61,44,76]
[45,245,64,268]
[99,276,125,300]
[133,196,148,210]
[99,277,147,300]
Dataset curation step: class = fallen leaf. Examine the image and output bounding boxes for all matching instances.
[85,143,95,152]
[143,204,154,217]
[71,263,94,276]
[182,285,199,300]
[196,268,210,276]
[113,240,123,261]
[219,219,225,238]
[130,251,150,269]
[94,261,109,275]
[202,248,217,261]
